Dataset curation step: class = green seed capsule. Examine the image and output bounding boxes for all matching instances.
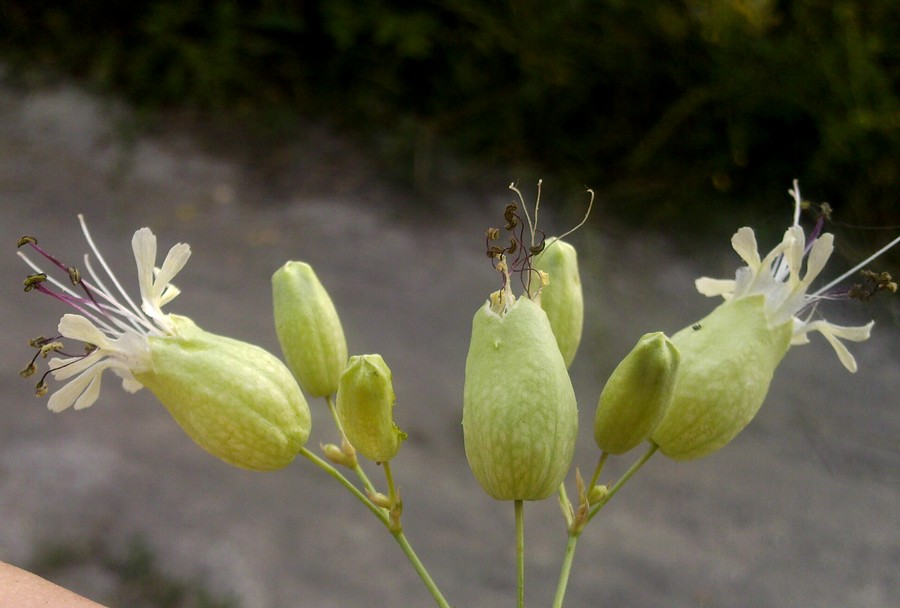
[594,332,680,454]
[529,238,584,367]
[136,315,311,471]
[651,295,792,460]
[272,261,348,397]
[463,296,578,501]
[336,354,406,462]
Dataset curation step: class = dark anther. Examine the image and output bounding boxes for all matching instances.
[29,336,51,348]
[20,362,36,378]
[486,228,499,241]
[17,236,38,248]
[486,246,505,259]
[23,273,47,292]
[529,241,546,256]
[504,203,519,230]
[848,270,897,302]
[67,266,81,285]
[692,323,702,331]
[35,380,49,397]
[818,202,833,221]
[506,237,518,255]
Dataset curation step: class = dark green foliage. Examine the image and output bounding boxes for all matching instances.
[0,1,897,230]
[28,536,239,608]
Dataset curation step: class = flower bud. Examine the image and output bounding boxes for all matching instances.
[651,295,792,460]
[336,354,406,462]
[272,261,348,397]
[463,296,578,501]
[594,332,680,454]
[528,238,584,367]
[136,315,311,471]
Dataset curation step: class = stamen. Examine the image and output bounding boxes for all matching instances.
[814,234,900,296]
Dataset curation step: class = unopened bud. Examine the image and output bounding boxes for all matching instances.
[529,238,584,367]
[588,484,609,505]
[272,261,348,397]
[594,332,680,454]
[337,354,407,462]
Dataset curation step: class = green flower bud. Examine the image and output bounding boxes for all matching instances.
[136,315,311,471]
[463,296,578,501]
[594,332,680,455]
[272,261,348,397]
[651,295,792,460]
[528,238,584,367]
[336,354,407,462]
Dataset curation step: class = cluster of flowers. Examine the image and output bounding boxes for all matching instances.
[18,181,896,489]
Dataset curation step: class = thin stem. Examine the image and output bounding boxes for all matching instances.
[587,442,659,523]
[384,461,397,503]
[515,499,525,608]
[588,451,609,490]
[325,395,377,494]
[300,448,452,608]
[298,447,387,524]
[551,442,660,608]
[392,530,453,608]
[550,532,579,608]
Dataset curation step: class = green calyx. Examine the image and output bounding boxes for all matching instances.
[137,315,311,472]
[528,237,584,368]
[336,354,407,463]
[651,295,792,460]
[463,296,578,501]
[594,331,680,455]
[272,261,348,397]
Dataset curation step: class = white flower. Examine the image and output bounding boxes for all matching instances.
[694,181,899,373]
[18,215,190,411]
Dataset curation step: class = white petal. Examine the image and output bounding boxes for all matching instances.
[112,367,144,393]
[58,314,111,348]
[151,243,191,301]
[132,228,158,309]
[801,233,834,287]
[47,366,101,412]
[73,371,104,410]
[794,319,874,373]
[695,277,735,298]
[783,225,805,286]
[731,227,760,269]
[49,350,105,381]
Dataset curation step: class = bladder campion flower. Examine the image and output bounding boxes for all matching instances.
[652,182,899,460]
[463,189,580,501]
[18,216,311,471]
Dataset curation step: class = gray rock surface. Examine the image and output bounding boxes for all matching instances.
[1,80,897,608]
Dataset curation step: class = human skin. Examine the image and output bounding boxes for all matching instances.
[0,561,106,608]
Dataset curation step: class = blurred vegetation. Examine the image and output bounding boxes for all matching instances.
[0,0,897,234]
[28,536,238,608]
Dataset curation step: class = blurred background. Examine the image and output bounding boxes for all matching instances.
[1,1,898,607]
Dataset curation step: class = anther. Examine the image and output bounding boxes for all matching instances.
[20,362,36,378]
[35,380,49,397]
[23,273,47,292]
[486,228,499,240]
[67,266,81,285]
[17,236,38,248]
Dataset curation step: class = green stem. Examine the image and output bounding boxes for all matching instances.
[587,442,658,523]
[588,451,609,490]
[299,447,387,524]
[325,395,376,494]
[551,442,660,608]
[392,530,453,608]
[550,532,579,608]
[515,499,525,608]
[300,448,452,608]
